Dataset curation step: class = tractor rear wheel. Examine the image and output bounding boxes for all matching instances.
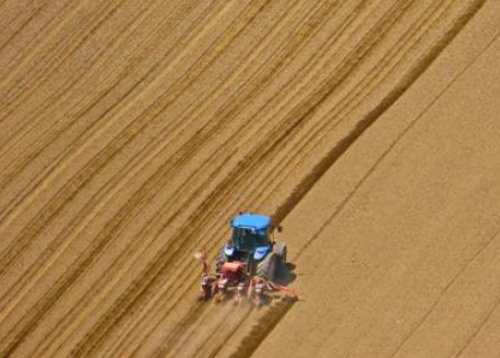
[273,242,287,277]
[256,253,276,280]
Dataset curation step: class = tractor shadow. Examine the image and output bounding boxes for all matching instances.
[275,262,296,286]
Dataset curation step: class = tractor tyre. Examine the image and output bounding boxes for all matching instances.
[256,253,276,280]
[273,242,287,277]
[215,249,227,274]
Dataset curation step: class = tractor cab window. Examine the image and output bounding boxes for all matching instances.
[232,227,267,251]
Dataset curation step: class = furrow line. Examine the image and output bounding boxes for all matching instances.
[0,0,111,107]
[0,0,280,355]
[0,0,198,162]
[107,1,488,356]
[65,3,415,356]
[0,0,255,274]
[0,0,223,230]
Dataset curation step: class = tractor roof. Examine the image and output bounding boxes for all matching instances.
[231,213,271,230]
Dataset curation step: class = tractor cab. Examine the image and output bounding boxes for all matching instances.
[224,213,274,261]
[216,212,286,280]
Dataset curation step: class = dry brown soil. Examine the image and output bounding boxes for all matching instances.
[0,1,499,357]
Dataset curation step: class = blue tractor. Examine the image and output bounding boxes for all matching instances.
[216,213,287,281]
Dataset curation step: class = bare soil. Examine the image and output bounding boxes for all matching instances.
[0,1,499,357]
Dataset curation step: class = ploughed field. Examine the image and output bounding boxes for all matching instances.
[0,0,499,357]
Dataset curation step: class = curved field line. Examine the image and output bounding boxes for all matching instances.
[21,0,382,356]
[60,2,372,356]
[0,3,286,351]
[0,0,216,164]
[0,0,188,160]
[0,0,247,264]
[0,0,246,300]
[0,0,286,322]
[256,0,462,218]
[0,0,330,304]
[0,0,322,323]
[63,2,421,356]
[0,0,242,236]
[0,0,168,186]
[0,0,116,107]
[0,0,207,227]
[106,1,488,357]
[0,0,488,356]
